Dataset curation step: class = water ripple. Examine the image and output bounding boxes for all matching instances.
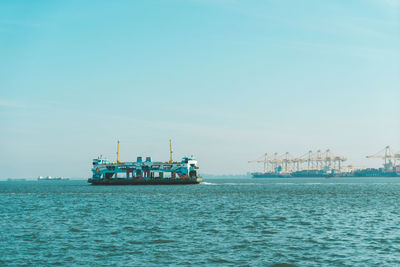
[1,179,400,266]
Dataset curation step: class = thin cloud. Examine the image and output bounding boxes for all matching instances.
[0,100,26,109]
[0,99,61,109]
[0,20,40,28]
[381,0,400,6]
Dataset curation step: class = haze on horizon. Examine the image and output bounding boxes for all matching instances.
[1,0,399,179]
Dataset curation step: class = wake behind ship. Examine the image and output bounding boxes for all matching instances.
[88,140,202,185]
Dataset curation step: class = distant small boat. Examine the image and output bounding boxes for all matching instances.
[37,176,69,181]
[7,178,27,182]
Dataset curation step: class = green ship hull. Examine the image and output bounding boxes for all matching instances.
[88,177,202,185]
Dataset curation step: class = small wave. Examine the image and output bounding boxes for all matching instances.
[262,230,277,234]
[127,240,144,245]
[70,227,85,233]
[269,263,297,267]
[201,182,262,185]
[220,183,262,185]
[150,239,176,244]
[208,258,233,264]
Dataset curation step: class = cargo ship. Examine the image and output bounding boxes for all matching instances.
[37,176,70,181]
[251,170,335,178]
[352,167,400,177]
[88,140,202,185]
[251,172,291,178]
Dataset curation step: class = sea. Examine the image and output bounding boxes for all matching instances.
[1,177,400,266]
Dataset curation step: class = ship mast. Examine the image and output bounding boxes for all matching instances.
[117,140,121,164]
[169,139,173,163]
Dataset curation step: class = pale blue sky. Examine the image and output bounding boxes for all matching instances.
[1,0,399,178]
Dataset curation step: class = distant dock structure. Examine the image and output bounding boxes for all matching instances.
[366,145,399,171]
[249,146,400,177]
[249,149,347,177]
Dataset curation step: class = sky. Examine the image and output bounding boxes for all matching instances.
[0,0,399,178]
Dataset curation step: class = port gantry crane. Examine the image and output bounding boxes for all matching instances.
[366,145,400,170]
[248,153,282,173]
[248,153,274,173]
[249,149,347,173]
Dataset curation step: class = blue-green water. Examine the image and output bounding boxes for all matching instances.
[1,178,400,266]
